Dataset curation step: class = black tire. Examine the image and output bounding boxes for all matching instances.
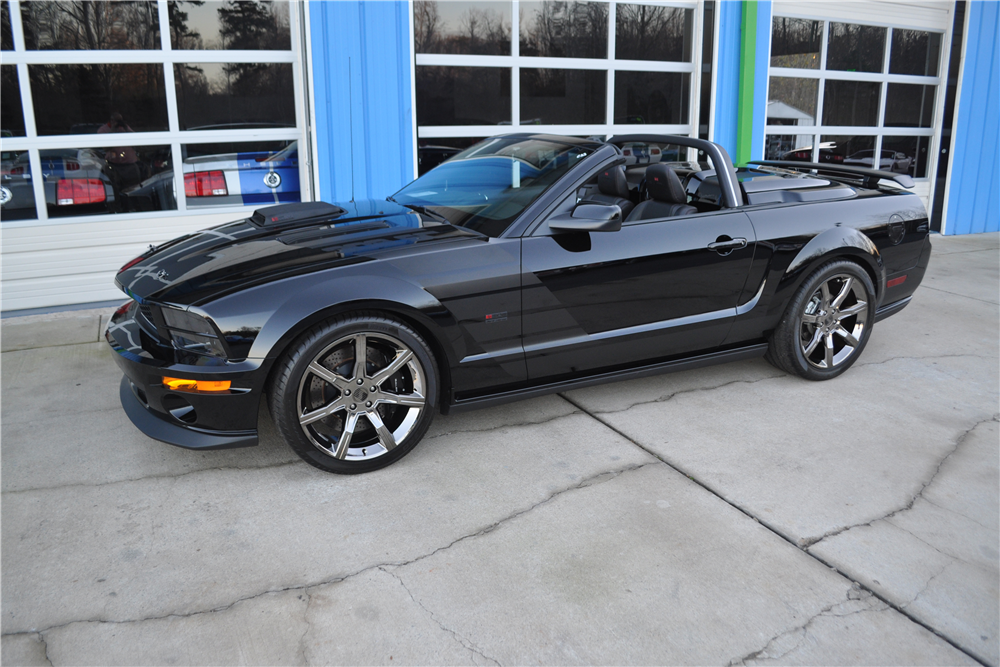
[766,260,876,381]
[268,312,438,474]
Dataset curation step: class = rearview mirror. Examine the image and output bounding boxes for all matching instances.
[548,204,623,233]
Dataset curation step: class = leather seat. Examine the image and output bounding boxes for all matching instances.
[581,165,635,219]
[626,164,698,222]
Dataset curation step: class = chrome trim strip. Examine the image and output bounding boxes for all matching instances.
[462,280,767,364]
[736,279,767,315]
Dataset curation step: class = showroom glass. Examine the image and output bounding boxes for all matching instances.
[1,0,305,223]
[1,66,25,136]
[519,1,607,59]
[890,29,940,76]
[766,77,817,126]
[182,140,299,208]
[32,144,174,218]
[616,3,692,62]
[770,18,821,69]
[393,136,592,237]
[822,80,880,126]
[767,18,942,183]
[1,150,37,220]
[20,1,160,50]
[168,0,290,50]
[884,84,934,127]
[413,0,510,55]
[764,134,815,161]
[882,135,929,177]
[174,63,295,130]
[416,66,511,126]
[826,22,886,73]
[614,71,689,125]
[29,64,169,135]
[2,1,13,50]
[520,68,605,125]
[820,135,875,165]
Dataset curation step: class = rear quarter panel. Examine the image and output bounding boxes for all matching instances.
[726,188,929,345]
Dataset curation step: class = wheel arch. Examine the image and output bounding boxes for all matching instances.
[784,226,885,305]
[248,277,461,409]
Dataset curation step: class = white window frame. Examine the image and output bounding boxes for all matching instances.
[764,13,947,187]
[0,0,313,229]
[411,0,705,148]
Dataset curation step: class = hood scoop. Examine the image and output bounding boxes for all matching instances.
[249,202,347,229]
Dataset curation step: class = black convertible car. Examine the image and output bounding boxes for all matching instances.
[108,134,930,473]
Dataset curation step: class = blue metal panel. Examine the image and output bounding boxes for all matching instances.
[309,1,414,203]
[714,0,743,159]
[946,0,999,235]
[750,0,771,163]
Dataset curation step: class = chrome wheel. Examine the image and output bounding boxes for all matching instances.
[295,332,427,461]
[799,273,869,370]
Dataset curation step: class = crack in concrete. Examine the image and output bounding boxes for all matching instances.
[296,588,313,667]
[586,373,786,415]
[903,560,953,610]
[381,567,501,666]
[854,353,1000,370]
[1,460,304,496]
[577,353,993,418]
[929,246,1000,257]
[39,631,54,667]
[0,461,656,639]
[728,587,888,666]
[561,394,992,667]
[424,409,580,442]
[802,414,1000,548]
[919,496,997,532]
[922,285,1000,306]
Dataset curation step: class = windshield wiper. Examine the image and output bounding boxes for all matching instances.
[386,196,449,223]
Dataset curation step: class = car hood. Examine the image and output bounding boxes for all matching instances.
[115,199,485,306]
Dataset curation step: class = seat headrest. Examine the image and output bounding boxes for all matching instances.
[598,165,630,199]
[646,164,688,205]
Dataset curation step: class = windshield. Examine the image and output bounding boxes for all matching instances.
[391,136,594,237]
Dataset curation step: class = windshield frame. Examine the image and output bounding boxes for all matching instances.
[390,134,603,238]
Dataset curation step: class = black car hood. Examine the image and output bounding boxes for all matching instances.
[116,199,484,306]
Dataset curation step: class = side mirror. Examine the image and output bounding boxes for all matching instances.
[548,204,623,233]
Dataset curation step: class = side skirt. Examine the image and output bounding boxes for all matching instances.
[444,344,770,414]
[874,296,912,323]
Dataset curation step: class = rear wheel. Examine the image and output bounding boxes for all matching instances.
[766,260,875,380]
[269,313,437,474]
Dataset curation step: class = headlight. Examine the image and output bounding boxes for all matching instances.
[161,308,228,359]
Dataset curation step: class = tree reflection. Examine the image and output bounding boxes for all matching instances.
[413,1,510,55]
[21,1,159,50]
[519,1,607,59]
[167,0,289,50]
[615,3,691,62]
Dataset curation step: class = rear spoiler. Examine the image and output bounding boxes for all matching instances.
[747,161,915,189]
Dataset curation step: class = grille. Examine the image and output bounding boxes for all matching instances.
[135,301,162,339]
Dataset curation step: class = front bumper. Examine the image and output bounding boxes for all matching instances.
[107,301,265,449]
[119,377,257,449]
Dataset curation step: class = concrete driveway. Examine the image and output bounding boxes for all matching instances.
[2,233,997,666]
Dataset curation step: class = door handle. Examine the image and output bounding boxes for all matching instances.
[707,237,747,254]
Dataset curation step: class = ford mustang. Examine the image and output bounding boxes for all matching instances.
[107,134,931,474]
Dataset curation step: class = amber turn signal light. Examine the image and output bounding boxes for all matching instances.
[162,377,231,392]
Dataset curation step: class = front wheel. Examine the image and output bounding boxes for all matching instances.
[766,260,876,380]
[269,313,437,474]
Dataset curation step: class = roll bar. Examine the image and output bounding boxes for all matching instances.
[607,134,744,208]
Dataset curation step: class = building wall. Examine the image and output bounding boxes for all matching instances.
[943,0,999,235]
[309,0,415,203]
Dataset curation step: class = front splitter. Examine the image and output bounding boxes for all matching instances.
[119,376,259,450]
